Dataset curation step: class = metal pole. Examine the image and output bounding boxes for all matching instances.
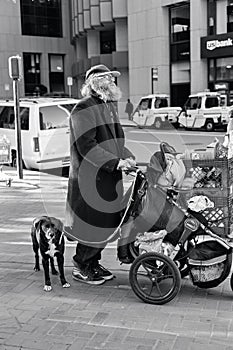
[151,68,153,94]
[13,79,23,179]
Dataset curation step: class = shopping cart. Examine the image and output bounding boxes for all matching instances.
[0,135,12,187]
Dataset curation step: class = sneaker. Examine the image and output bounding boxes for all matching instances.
[72,267,105,285]
[93,264,114,281]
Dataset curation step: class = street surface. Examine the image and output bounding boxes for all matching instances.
[0,128,232,350]
[124,126,225,164]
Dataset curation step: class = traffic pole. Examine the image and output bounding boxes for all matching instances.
[8,55,23,179]
[13,78,23,179]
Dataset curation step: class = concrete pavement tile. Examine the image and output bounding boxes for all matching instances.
[47,321,70,335]
[124,335,156,346]
[107,327,129,342]
[189,343,223,350]
[66,330,95,339]
[154,339,175,350]
[66,340,89,350]
[90,312,109,325]
[141,331,176,342]
[85,332,111,347]
[128,329,146,338]
[49,345,70,350]
[211,325,228,337]
[173,336,194,350]
[180,320,212,332]
[136,346,154,350]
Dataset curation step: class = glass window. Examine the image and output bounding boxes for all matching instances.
[205,97,219,108]
[170,4,190,63]
[216,57,233,80]
[39,104,74,130]
[138,99,151,111]
[0,106,29,130]
[154,98,168,108]
[20,0,62,37]
[208,0,216,35]
[23,53,41,96]
[100,30,116,54]
[170,5,190,43]
[49,54,65,93]
[185,97,200,109]
[227,3,233,33]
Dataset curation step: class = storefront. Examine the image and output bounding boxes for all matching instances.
[201,32,233,105]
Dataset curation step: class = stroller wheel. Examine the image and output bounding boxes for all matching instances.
[129,252,181,305]
[230,273,233,292]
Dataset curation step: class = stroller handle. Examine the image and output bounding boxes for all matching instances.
[124,166,139,175]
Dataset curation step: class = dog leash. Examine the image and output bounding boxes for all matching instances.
[63,169,140,245]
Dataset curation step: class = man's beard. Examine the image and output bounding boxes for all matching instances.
[92,81,122,101]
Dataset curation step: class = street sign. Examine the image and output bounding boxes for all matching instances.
[67,76,73,86]
[152,67,158,80]
[8,55,22,80]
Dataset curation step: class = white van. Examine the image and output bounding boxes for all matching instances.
[132,94,181,129]
[0,97,79,170]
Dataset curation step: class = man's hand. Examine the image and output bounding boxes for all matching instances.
[117,158,137,170]
[125,157,137,167]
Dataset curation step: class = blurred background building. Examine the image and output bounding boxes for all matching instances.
[0,0,74,99]
[1,0,233,115]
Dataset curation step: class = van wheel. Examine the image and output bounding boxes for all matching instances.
[205,120,214,132]
[153,118,162,129]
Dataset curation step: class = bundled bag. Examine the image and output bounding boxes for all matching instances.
[187,238,231,288]
[134,230,167,254]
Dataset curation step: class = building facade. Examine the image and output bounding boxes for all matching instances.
[70,0,233,112]
[0,0,74,99]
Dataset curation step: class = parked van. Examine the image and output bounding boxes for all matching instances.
[178,92,230,131]
[0,97,79,170]
[132,94,181,129]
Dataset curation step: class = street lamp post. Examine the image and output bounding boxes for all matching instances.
[8,55,23,179]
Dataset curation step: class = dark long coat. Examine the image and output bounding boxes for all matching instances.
[65,94,134,245]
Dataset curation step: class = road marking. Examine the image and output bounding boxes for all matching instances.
[129,130,224,137]
[1,241,117,248]
[126,140,160,144]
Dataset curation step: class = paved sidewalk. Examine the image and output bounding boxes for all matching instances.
[0,168,233,350]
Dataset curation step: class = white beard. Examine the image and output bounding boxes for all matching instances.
[92,81,122,101]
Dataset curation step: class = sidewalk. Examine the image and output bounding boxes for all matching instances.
[0,167,233,350]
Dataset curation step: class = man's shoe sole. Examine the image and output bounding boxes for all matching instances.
[72,274,105,285]
[102,274,114,281]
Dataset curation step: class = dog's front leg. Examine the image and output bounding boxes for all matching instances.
[42,256,52,292]
[50,257,58,275]
[56,255,70,288]
[31,229,40,271]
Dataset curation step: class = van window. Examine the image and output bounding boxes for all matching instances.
[39,104,73,130]
[205,97,219,108]
[138,98,151,111]
[0,106,29,130]
[185,97,199,110]
[154,98,168,108]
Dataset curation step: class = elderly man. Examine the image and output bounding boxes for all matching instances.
[65,64,136,285]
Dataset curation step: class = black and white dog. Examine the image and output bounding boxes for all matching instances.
[31,216,70,292]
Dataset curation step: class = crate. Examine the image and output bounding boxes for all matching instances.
[182,158,232,237]
[183,159,229,193]
[183,188,230,237]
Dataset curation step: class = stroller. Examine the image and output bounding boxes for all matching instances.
[122,142,233,305]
